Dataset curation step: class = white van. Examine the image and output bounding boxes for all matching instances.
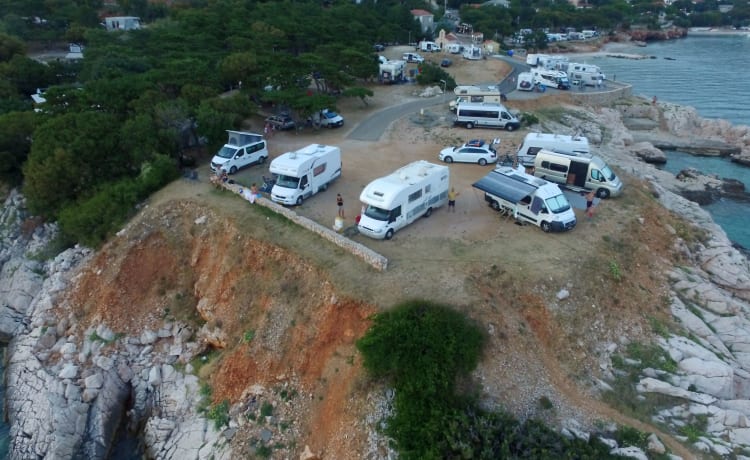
[454,102,520,131]
[402,52,424,63]
[533,149,623,198]
[531,68,570,90]
[210,131,268,174]
[270,144,342,205]
[418,41,441,52]
[358,160,449,240]
[473,166,577,232]
[516,132,590,166]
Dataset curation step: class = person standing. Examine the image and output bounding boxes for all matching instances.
[448,187,459,212]
[584,190,596,218]
[336,193,345,218]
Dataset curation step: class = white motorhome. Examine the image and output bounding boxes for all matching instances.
[270,144,342,205]
[462,45,482,60]
[210,131,268,174]
[565,62,605,87]
[582,30,599,39]
[454,102,520,131]
[516,132,591,166]
[447,43,463,54]
[379,59,405,84]
[533,149,623,198]
[531,68,570,90]
[418,41,441,52]
[516,72,534,91]
[473,166,577,232]
[358,160,449,240]
[449,85,504,111]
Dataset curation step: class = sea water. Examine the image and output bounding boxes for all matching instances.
[588,35,750,248]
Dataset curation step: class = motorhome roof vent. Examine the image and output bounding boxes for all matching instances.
[399,171,409,180]
[289,151,297,159]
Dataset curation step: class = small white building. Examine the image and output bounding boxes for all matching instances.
[104,16,141,31]
[411,9,434,34]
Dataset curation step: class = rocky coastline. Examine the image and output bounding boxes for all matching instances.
[1,93,750,458]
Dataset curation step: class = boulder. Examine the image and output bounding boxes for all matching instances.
[630,142,666,164]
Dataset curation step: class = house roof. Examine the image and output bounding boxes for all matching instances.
[410,9,433,16]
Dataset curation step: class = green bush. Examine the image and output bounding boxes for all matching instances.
[207,399,230,430]
[357,300,638,459]
[57,155,179,247]
[415,63,456,90]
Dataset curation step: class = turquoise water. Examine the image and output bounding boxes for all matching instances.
[589,36,750,248]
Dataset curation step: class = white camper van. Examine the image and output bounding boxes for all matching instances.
[531,68,570,90]
[454,102,520,131]
[566,62,605,87]
[533,149,623,198]
[379,59,405,84]
[473,166,577,232]
[449,85,505,112]
[270,144,342,205]
[418,41,441,52]
[516,132,591,166]
[516,72,534,91]
[462,45,482,60]
[358,160,449,240]
[210,131,268,174]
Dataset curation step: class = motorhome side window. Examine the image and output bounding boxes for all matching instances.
[501,112,510,120]
[470,96,484,103]
[300,176,308,188]
[425,184,431,193]
[528,147,541,156]
[408,190,422,203]
[236,149,245,157]
[313,163,326,177]
[391,206,402,220]
[591,169,603,181]
[248,142,264,153]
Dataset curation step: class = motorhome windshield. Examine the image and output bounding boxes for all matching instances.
[216,146,239,159]
[275,174,301,189]
[364,205,390,221]
[602,165,616,181]
[545,194,571,214]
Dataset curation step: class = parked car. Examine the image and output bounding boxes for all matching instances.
[309,109,344,128]
[438,139,498,165]
[440,58,453,67]
[373,43,385,52]
[402,52,424,63]
[265,114,296,131]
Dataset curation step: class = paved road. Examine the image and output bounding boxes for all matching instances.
[347,55,535,142]
[347,92,452,141]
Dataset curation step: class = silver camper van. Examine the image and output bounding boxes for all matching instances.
[454,102,520,131]
[532,149,622,198]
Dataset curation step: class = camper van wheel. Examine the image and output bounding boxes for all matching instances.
[424,207,432,218]
[541,221,552,233]
[296,196,303,206]
[320,182,328,192]
[259,156,267,164]
[385,229,394,240]
[443,156,453,164]
[466,122,474,129]
[505,124,517,132]
[490,200,501,211]
[596,188,610,199]
[478,158,487,166]
[229,166,238,175]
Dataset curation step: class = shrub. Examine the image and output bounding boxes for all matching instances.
[207,399,230,429]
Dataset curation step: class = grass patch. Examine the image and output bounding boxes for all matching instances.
[207,399,230,429]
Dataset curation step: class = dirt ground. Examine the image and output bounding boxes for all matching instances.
[65,47,698,459]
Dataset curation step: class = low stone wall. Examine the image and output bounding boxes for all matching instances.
[564,81,632,106]
[220,182,389,271]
